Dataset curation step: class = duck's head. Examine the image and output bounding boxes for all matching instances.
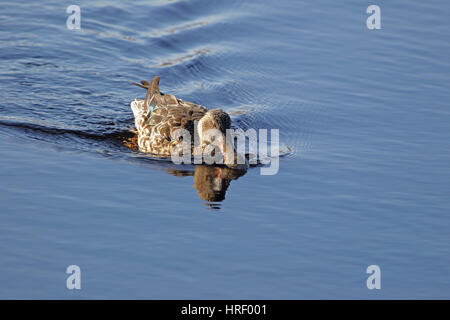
[197,109,247,171]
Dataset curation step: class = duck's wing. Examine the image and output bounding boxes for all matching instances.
[141,101,207,155]
[131,76,209,155]
[130,76,164,137]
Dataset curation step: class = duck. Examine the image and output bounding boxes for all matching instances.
[130,76,247,170]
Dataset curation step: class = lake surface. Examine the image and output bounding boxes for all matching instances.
[1,0,450,298]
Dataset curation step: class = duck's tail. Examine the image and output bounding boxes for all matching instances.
[131,76,161,108]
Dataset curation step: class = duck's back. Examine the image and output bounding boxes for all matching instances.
[136,99,208,155]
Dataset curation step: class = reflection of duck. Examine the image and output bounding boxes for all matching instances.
[121,144,246,203]
[193,165,246,202]
[130,76,247,170]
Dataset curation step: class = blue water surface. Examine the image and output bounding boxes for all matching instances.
[0,0,449,298]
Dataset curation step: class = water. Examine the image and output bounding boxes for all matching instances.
[1,0,450,298]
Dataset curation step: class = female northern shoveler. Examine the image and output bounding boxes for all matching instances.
[130,76,247,170]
